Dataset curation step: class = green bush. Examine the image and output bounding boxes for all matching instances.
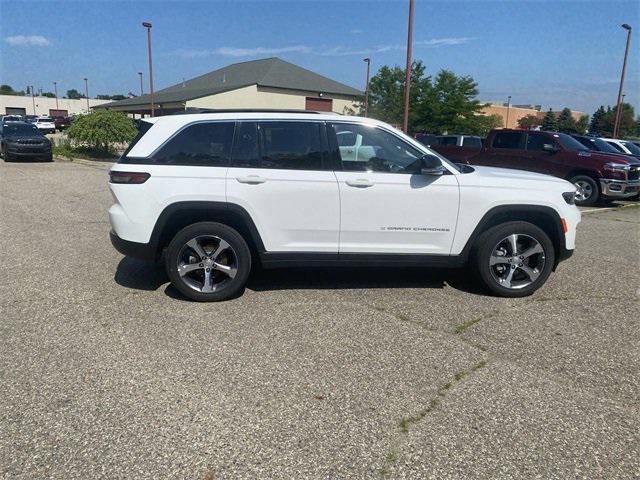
[67,110,137,153]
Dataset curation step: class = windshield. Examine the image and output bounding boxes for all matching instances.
[555,133,589,152]
[575,136,620,154]
[3,123,41,135]
[620,141,640,155]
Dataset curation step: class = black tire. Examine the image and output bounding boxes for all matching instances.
[165,222,251,302]
[570,175,599,206]
[473,221,555,298]
[2,145,13,162]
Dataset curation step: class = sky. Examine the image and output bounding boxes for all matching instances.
[1,0,639,115]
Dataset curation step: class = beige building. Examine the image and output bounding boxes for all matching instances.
[481,102,585,129]
[1,94,108,117]
[96,57,362,116]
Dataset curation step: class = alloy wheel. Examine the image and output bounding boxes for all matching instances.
[489,234,546,289]
[177,235,238,293]
[574,180,593,202]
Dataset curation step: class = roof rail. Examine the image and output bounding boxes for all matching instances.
[176,107,337,115]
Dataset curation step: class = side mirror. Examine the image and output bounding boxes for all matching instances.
[420,154,446,176]
[543,143,558,153]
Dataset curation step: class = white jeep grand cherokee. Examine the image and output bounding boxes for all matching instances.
[109,111,580,301]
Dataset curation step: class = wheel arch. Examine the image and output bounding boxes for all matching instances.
[149,201,265,262]
[565,169,600,182]
[460,205,565,269]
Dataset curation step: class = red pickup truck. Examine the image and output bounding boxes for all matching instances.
[432,129,640,205]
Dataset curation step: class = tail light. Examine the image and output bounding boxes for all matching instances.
[109,171,150,184]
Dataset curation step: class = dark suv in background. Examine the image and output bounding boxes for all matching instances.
[0,122,53,162]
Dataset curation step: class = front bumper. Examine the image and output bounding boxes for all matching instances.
[600,178,640,198]
[7,147,52,159]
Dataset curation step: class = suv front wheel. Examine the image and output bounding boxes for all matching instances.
[165,222,252,302]
[474,221,555,297]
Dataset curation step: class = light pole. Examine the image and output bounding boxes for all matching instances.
[363,58,371,117]
[138,71,144,96]
[53,81,59,110]
[142,21,155,117]
[613,23,632,139]
[30,85,36,115]
[402,0,415,133]
[505,95,512,128]
[83,77,90,113]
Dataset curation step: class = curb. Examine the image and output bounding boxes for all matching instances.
[53,156,114,169]
[580,203,639,214]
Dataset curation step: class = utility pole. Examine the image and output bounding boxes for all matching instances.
[402,0,415,133]
[30,85,36,115]
[613,23,632,138]
[84,77,90,113]
[53,81,59,110]
[505,95,512,128]
[363,58,371,117]
[364,58,371,117]
[143,22,155,117]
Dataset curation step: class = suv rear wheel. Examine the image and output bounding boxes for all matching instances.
[474,221,555,297]
[165,222,251,302]
[570,175,599,206]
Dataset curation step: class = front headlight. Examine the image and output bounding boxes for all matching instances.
[604,162,630,172]
[603,162,630,180]
[562,191,576,205]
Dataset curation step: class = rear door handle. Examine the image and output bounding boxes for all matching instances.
[236,175,267,184]
[345,179,374,188]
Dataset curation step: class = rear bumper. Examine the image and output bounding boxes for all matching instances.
[600,178,640,198]
[110,230,156,262]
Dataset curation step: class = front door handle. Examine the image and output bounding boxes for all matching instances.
[345,178,374,188]
[236,175,267,184]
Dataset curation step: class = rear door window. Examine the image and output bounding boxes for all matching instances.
[492,132,525,149]
[439,136,458,146]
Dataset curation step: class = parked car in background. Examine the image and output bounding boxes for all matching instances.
[1,115,23,123]
[432,134,484,160]
[24,115,38,123]
[414,133,439,147]
[53,116,72,131]
[0,121,52,162]
[34,116,56,134]
[108,112,580,301]
[431,129,640,205]
[601,137,640,157]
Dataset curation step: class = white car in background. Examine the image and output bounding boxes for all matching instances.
[34,117,56,135]
[601,137,640,157]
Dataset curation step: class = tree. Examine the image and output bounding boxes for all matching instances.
[541,109,558,131]
[368,61,426,129]
[589,106,606,134]
[41,92,56,98]
[575,115,589,134]
[96,94,128,101]
[66,89,84,99]
[367,62,492,134]
[517,114,542,130]
[0,84,25,96]
[67,110,137,153]
[591,103,636,137]
[557,108,577,133]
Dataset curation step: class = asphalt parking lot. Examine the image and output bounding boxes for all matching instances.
[1,159,638,479]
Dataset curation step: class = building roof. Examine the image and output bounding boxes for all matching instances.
[97,57,363,109]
